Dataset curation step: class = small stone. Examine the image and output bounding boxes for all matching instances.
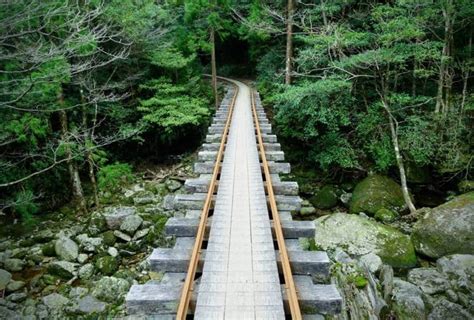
[120,215,143,235]
[4,258,25,272]
[6,280,25,292]
[445,289,458,303]
[91,276,130,303]
[333,248,353,264]
[300,206,316,216]
[133,228,150,240]
[103,206,136,229]
[165,179,182,192]
[55,237,79,261]
[78,263,95,280]
[436,254,474,291]
[75,294,107,314]
[48,261,76,279]
[113,230,131,242]
[77,254,88,264]
[407,268,450,295]
[7,292,27,302]
[42,293,69,311]
[107,247,118,257]
[68,287,88,299]
[340,192,352,206]
[359,253,383,273]
[0,268,12,289]
[76,234,102,252]
[133,191,156,205]
[375,208,399,223]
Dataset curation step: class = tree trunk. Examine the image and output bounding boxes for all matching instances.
[461,30,471,113]
[382,99,417,214]
[435,0,454,114]
[285,0,294,85]
[210,26,218,109]
[58,95,87,213]
[81,92,99,208]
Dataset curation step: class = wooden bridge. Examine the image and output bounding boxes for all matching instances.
[125,79,342,319]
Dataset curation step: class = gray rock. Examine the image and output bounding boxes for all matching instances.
[391,278,426,320]
[314,212,417,268]
[0,268,12,289]
[0,305,21,319]
[42,293,69,311]
[68,287,88,299]
[412,192,474,258]
[359,253,383,273]
[113,230,131,242]
[133,228,150,240]
[48,261,76,279]
[91,276,130,303]
[333,248,353,264]
[300,206,316,216]
[120,215,143,235]
[4,258,25,272]
[6,280,25,292]
[107,247,118,258]
[340,192,352,206]
[436,254,474,291]
[55,237,78,261]
[428,299,471,320]
[162,194,175,210]
[76,234,103,252]
[103,206,136,229]
[77,253,88,264]
[78,263,94,280]
[74,295,107,314]
[7,292,27,302]
[407,268,450,295]
[166,179,182,192]
[133,191,156,205]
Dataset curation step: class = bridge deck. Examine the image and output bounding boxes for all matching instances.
[194,81,284,319]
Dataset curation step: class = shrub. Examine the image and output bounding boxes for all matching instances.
[97,163,133,192]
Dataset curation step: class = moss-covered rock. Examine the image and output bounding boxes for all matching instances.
[95,256,118,276]
[350,175,406,215]
[411,192,474,258]
[314,213,417,268]
[42,242,56,257]
[374,208,399,223]
[102,231,116,246]
[310,185,338,209]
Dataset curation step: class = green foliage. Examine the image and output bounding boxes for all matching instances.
[138,77,211,143]
[13,190,39,224]
[97,163,133,192]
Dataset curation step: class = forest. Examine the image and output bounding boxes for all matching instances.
[0,0,473,319]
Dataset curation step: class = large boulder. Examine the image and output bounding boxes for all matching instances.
[391,278,426,320]
[436,254,474,292]
[411,192,474,258]
[407,268,450,295]
[310,185,338,209]
[350,175,406,215]
[55,237,79,261]
[314,213,417,268]
[428,299,471,320]
[91,276,130,303]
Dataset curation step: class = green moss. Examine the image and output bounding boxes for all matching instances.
[95,256,118,276]
[353,275,368,288]
[310,185,338,209]
[374,208,399,223]
[41,242,56,257]
[350,175,406,215]
[102,231,116,246]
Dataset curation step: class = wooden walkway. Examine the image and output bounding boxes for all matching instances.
[125,79,342,319]
[194,80,284,318]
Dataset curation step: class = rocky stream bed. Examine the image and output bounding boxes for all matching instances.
[0,161,473,319]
